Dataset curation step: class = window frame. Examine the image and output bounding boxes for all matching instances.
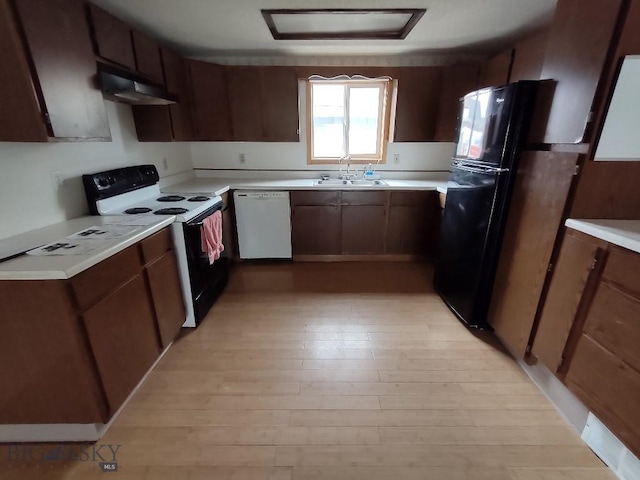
[306,78,392,165]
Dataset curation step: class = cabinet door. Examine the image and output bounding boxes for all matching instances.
[386,191,439,256]
[15,0,110,139]
[292,205,341,255]
[189,60,232,141]
[220,192,237,258]
[0,0,48,141]
[531,229,604,372]
[87,3,135,70]
[510,29,549,82]
[478,50,514,88]
[433,62,480,142]
[146,251,185,348]
[132,105,173,142]
[341,205,386,254]
[488,151,579,357]
[227,66,263,141]
[528,0,624,144]
[261,67,299,142]
[394,67,441,142]
[132,30,164,84]
[162,48,195,141]
[83,275,160,414]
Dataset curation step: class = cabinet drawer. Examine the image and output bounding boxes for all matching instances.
[291,191,340,206]
[601,246,640,298]
[565,334,640,456]
[71,246,140,310]
[583,281,640,373]
[390,191,432,206]
[140,227,173,264]
[341,191,386,205]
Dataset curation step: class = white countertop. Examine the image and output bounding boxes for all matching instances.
[0,216,175,280]
[565,219,640,254]
[163,177,448,196]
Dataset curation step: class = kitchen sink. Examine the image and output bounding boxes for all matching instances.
[313,179,388,187]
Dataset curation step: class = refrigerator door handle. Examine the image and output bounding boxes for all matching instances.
[452,160,509,175]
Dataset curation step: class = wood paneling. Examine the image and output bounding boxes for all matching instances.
[570,161,640,219]
[71,245,140,311]
[531,229,604,372]
[394,67,442,142]
[433,62,480,142]
[83,275,161,414]
[131,30,163,83]
[227,66,263,141]
[146,251,185,348]
[478,50,514,88]
[292,205,341,255]
[140,227,173,264]
[0,280,106,423]
[529,0,624,144]
[601,246,640,298]
[261,67,299,142]
[162,48,195,141]
[565,334,640,458]
[87,3,135,70]
[0,0,48,141]
[510,29,549,82]
[189,60,232,141]
[341,205,386,254]
[15,0,110,139]
[489,151,579,357]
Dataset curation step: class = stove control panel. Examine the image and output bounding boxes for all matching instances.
[82,165,160,213]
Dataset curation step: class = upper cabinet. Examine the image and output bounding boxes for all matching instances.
[87,3,136,70]
[226,66,264,142]
[189,60,233,141]
[261,67,299,142]
[394,67,442,142]
[510,29,549,82]
[131,30,164,85]
[528,0,625,145]
[477,50,514,88]
[0,0,110,141]
[433,62,480,142]
[162,48,195,141]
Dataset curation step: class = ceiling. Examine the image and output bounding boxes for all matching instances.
[89,0,557,63]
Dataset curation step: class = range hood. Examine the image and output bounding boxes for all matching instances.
[97,63,178,106]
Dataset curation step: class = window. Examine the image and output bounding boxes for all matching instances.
[306,78,393,164]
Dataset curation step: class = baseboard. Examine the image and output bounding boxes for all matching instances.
[293,254,427,262]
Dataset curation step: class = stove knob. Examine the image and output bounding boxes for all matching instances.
[97,178,109,188]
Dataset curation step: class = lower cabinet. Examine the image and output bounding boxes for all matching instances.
[83,275,160,414]
[290,190,438,257]
[0,226,185,425]
[531,228,640,458]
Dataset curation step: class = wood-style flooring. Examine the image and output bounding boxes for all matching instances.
[0,262,614,479]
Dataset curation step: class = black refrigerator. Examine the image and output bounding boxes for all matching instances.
[435,81,539,328]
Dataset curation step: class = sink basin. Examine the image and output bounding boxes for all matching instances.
[314,179,350,186]
[349,179,388,186]
[313,179,388,187]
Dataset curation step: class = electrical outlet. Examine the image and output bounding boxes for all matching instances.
[50,171,64,188]
[162,158,169,171]
[239,153,246,164]
[393,154,400,165]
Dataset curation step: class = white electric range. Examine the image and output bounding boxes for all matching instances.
[83,165,228,328]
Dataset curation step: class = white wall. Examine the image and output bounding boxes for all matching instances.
[0,102,193,239]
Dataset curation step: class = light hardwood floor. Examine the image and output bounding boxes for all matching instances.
[0,263,614,479]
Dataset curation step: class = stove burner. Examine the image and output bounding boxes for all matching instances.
[154,207,189,215]
[157,195,186,202]
[125,207,152,214]
[188,196,210,202]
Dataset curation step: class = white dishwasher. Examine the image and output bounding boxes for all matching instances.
[233,191,292,259]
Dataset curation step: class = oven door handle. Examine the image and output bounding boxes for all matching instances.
[186,203,225,226]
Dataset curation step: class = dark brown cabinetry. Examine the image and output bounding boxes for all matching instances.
[489,151,579,357]
[291,191,341,255]
[509,29,549,82]
[394,67,442,142]
[87,3,136,70]
[131,30,164,84]
[531,229,606,372]
[189,60,233,141]
[478,50,514,88]
[0,227,184,424]
[83,274,160,414]
[162,48,195,141]
[386,191,439,256]
[227,66,263,141]
[433,63,480,142]
[528,0,624,144]
[341,191,387,255]
[0,0,110,141]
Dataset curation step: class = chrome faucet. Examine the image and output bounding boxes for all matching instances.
[339,155,354,180]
